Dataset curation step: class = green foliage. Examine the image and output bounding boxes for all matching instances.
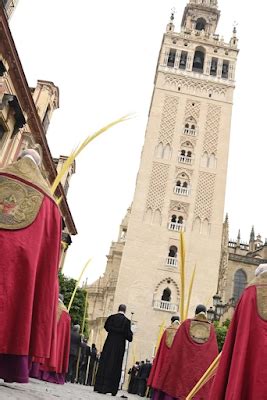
[214,319,230,352]
[58,272,89,337]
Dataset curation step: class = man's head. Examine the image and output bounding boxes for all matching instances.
[118,304,126,313]
[73,324,80,333]
[92,343,96,349]
[255,264,267,277]
[83,337,88,343]
[171,315,180,323]
[195,304,207,315]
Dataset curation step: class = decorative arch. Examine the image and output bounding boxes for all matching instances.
[202,218,210,236]
[144,207,153,224]
[193,46,206,73]
[195,18,207,32]
[163,143,172,160]
[233,269,247,302]
[201,152,209,167]
[209,153,217,169]
[155,142,164,159]
[193,217,201,233]
[155,277,180,295]
[153,209,162,226]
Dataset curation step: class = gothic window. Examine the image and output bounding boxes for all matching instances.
[209,153,217,169]
[167,49,176,67]
[182,181,188,188]
[181,150,186,156]
[161,288,171,302]
[195,18,207,32]
[210,57,218,76]
[163,144,172,160]
[187,151,192,158]
[144,207,153,224]
[153,209,162,225]
[202,218,210,235]
[176,180,181,187]
[155,142,164,159]
[222,60,229,79]
[179,51,188,70]
[168,246,178,258]
[193,47,205,73]
[178,216,184,224]
[184,117,197,136]
[201,152,209,167]
[233,269,247,303]
[171,215,177,223]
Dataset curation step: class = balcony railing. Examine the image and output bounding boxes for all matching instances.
[168,222,185,232]
[153,300,178,313]
[174,186,190,196]
[166,256,178,267]
[178,155,192,165]
[184,128,197,136]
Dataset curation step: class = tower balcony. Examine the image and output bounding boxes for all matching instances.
[183,127,197,137]
[178,155,193,165]
[153,300,178,313]
[168,222,185,232]
[166,256,178,267]
[174,186,190,196]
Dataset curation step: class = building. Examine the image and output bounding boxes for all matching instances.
[218,216,267,311]
[1,0,19,20]
[88,0,239,362]
[0,5,77,263]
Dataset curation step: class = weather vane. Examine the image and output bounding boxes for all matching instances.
[170,7,176,22]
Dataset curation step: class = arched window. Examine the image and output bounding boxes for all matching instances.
[201,152,209,167]
[163,144,171,160]
[195,18,207,32]
[209,153,217,169]
[153,209,162,225]
[155,142,164,158]
[185,123,189,129]
[193,47,205,73]
[176,180,181,187]
[178,216,183,224]
[168,246,177,258]
[233,269,247,302]
[187,151,192,158]
[182,181,188,188]
[181,150,186,156]
[171,215,177,223]
[144,207,153,224]
[161,288,171,302]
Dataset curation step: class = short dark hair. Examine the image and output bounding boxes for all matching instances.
[171,316,180,323]
[195,304,207,315]
[118,304,126,313]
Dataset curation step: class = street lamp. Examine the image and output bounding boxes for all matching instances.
[207,294,234,322]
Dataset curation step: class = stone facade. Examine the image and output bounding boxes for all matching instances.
[87,0,239,367]
[218,217,267,307]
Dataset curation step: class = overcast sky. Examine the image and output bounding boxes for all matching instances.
[9,1,267,283]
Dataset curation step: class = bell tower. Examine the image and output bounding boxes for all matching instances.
[111,0,239,362]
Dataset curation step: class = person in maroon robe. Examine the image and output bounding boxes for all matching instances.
[150,305,218,400]
[39,295,71,384]
[0,150,62,383]
[209,264,267,400]
[148,316,180,393]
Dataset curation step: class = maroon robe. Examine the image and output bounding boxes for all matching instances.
[0,159,62,383]
[209,275,267,400]
[151,317,218,399]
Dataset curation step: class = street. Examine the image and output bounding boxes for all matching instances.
[0,379,138,400]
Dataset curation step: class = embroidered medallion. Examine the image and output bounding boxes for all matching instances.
[0,175,43,230]
[189,320,211,344]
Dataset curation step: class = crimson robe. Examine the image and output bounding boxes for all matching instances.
[151,318,218,399]
[148,322,180,389]
[0,158,61,382]
[209,276,267,400]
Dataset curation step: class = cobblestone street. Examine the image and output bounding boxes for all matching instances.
[0,379,138,400]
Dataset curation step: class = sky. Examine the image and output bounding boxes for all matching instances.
[9,1,267,283]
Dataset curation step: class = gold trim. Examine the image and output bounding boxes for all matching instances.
[0,158,52,199]
[57,300,68,322]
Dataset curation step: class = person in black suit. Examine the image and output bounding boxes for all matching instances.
[67,325,81,383]
[94,304,133,396]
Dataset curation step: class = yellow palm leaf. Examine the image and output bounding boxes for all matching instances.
[185,264,197,319]
[51,114,132,195]
[67,258,92,312]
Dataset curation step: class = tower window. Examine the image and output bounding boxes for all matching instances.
[168,246,178,258]
[179,51,188,70]
[161,288,171,302]
[167,49,176,67]
[210,58,218,76]
[195,18,207,32]
[233,269,247,303]
[222,60,229,79]
[193,47,205,73]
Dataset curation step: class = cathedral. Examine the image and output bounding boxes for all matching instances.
[87,0,239,363]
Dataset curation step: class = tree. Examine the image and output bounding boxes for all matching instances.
[214,319,230,352]
[58,272,89,336]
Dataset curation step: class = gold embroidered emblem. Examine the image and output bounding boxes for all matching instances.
[189,318,211,344]
[255,274,267,321]
[165,322,180,348]
[0,175,43,230]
